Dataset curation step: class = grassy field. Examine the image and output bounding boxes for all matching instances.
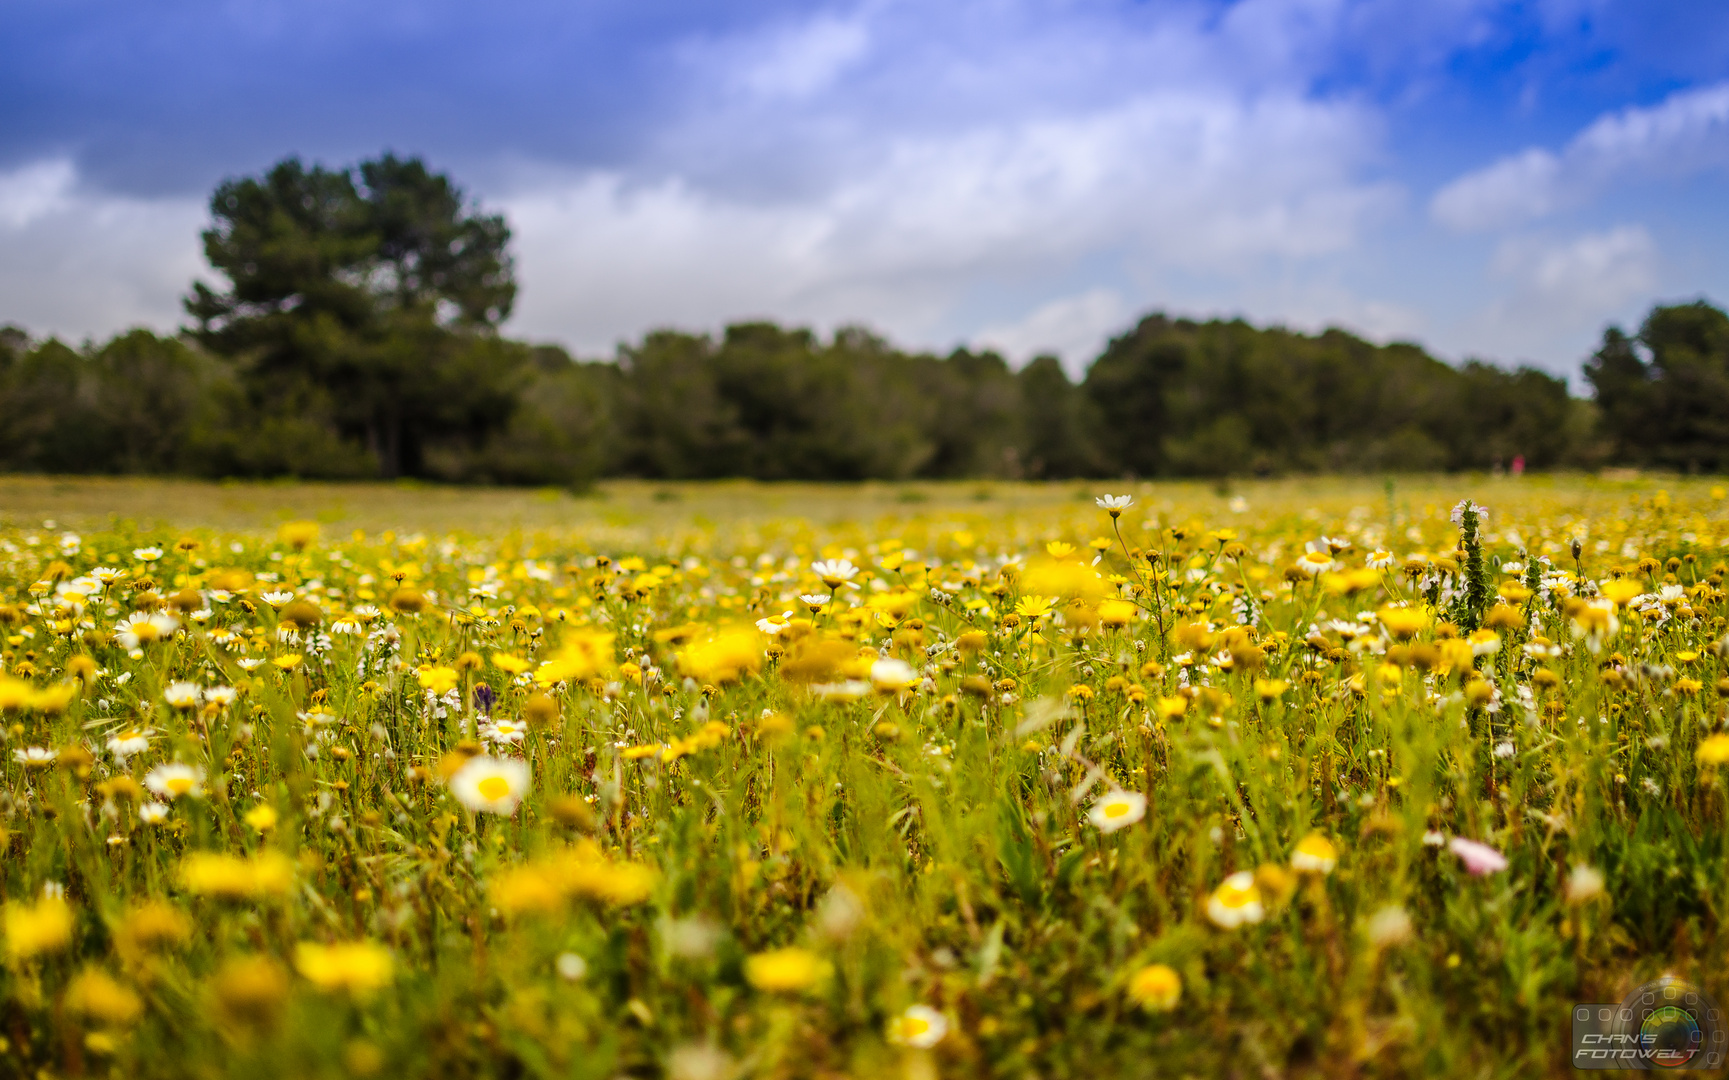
[1,473,1726,1078]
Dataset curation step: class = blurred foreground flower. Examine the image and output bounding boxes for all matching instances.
[295,941,394,995]
[1290,833,1338,875]
[450,755,530,814]
[1206,871,1265,928]
[887,1004,948,1047]
[744,947,831,993]
[1127,963,1182,1011]
[1447,837,1508,876]
[5,894,74,961]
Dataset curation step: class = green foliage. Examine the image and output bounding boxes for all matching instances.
[1086,314,1579,476]
[186,154,525,479]
[1586,301,1729,472]
[0,329,233,474]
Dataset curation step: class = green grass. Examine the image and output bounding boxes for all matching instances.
[0,474,1724,1077]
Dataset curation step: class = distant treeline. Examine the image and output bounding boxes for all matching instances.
[0,153,1720,485]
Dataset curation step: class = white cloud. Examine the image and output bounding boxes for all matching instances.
[732,13,872,99]
[1466,225,1659,362]
[974,289,1128,376]
[503,90,1399,366]
[0,160,77,229]
[0,158,205,340]
[1433,81,1729,231]
[1491,224,1657,315]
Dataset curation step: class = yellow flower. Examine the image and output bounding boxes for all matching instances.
[5,894,74,961]
[1376,606,1428,640]
[491,653,531,674]
[213,955,290,1028]
[180,850,295,900]
[277,520,321,550]
[244,804,278,831]
[1013,594,1056,620]
[1599,578,1643,606]
[1020,560,1108,601]
[294,941,394,995]
[487,842,641,910]
[677,628,763,685]
[65,969,143,1026]
[1097,599,1138,629]
[388,588,427,615]
[744,947,831,992]
[1127,963,1182,1011]
[417,666,460,694]
[534,629,617,685]
[272,654,304,672]
[1497,582,1533,603]
[1254,678,1289,701]
[114,901,191,961]
[1697,734,1729,766]
[1290,833,1338,874]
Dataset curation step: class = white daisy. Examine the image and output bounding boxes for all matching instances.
[1087,790,1147,833]
[162,682,202,710]
[115,612,178,649]
[1206,871,1265,928]
[144,762,206,801]
[106,728,152,761]
[481,719,528,746]
[449,755,530,815]
[870,658,920,692]
[887,1004,949,1048]
[810,559,860,589]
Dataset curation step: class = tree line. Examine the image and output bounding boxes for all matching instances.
[0,153,1718,484]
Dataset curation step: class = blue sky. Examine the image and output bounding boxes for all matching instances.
[3,0,1728,380]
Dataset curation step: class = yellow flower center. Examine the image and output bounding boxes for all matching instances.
[1105,803,1130,819]
[167,777,194,795]
[477,776,512,801]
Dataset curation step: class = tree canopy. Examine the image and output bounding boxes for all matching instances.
[185,154,522,478]
[0,152,1721,484]
[1586,301,1729,472]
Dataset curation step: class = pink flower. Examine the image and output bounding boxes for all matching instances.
[1448,836,1508,876]
[1450,499,1488,525]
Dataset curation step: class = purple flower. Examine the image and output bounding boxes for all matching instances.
[472,684,497,716]
[1448,836,1508,876]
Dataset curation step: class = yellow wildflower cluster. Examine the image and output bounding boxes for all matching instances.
[0,478,1723,1076]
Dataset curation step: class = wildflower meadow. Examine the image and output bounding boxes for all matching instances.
[1,475,1726,1078]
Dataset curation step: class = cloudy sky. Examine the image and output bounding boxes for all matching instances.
[3,0,1727,379]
